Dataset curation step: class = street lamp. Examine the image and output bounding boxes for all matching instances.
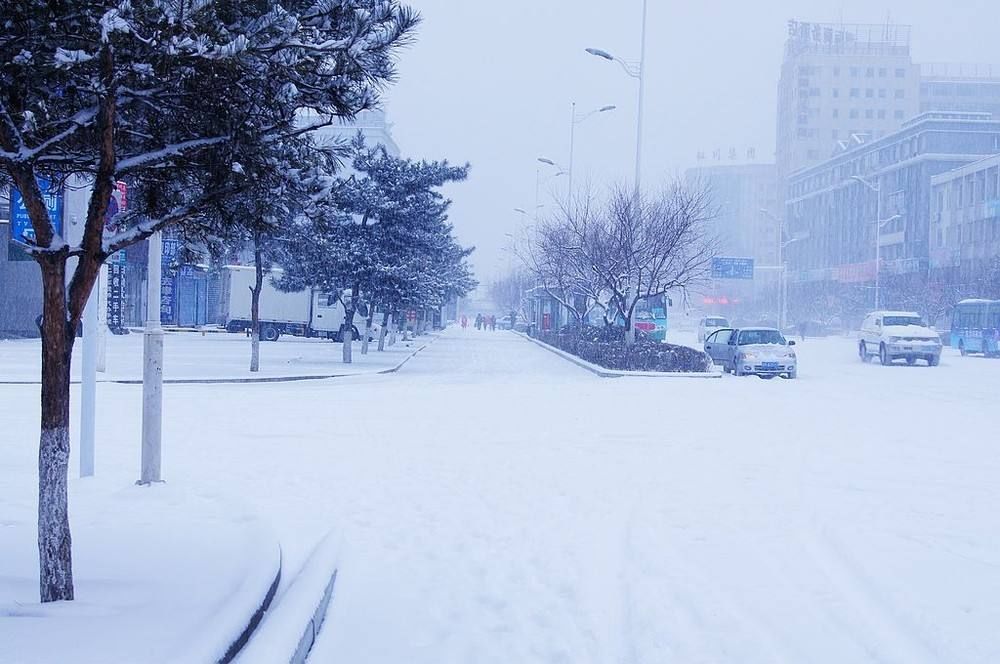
[586,0,648,197]
[851,175,903,310]
[760,208,799,330]
[566,103,615,204]
[534,166,565,219]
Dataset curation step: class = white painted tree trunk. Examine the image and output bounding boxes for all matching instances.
[378,312,390,351]
[250,330,260,372]
[342,333,353,363]
[361,321,371,355]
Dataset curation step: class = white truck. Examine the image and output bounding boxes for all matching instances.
[219,265,363,342]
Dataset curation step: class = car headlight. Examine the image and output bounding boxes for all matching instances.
[784,351,796,359]
[741,353,757,361]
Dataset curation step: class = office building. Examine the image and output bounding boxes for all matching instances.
[785,111,1000,311]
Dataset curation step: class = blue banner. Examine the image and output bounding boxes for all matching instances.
[711,256,755,280]
[7,177,63,261]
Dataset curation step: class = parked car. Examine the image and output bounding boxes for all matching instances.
[697,316,730,342]
[703,327,797,378]
[858,311,942,366]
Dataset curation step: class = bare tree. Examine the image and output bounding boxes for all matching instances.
[587,184,716,343]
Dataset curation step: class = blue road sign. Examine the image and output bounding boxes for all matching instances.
[711,256,755,280]
[8,177,63,260]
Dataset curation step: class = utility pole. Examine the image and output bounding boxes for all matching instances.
[139,231,164,485]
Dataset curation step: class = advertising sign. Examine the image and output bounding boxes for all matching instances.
[7,178,63,261]
[106,181,128,332]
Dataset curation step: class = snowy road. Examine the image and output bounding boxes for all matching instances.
[2,328,1000,662]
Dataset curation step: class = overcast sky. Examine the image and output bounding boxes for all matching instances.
[385,0,1000,282]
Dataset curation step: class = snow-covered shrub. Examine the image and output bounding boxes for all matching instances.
[538,328,713,373]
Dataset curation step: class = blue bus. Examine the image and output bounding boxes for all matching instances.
[632,294,669,342]
[584,294,670,341]
[951,299,1000,356]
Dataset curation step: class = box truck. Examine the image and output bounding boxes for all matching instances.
[219,265,364,342]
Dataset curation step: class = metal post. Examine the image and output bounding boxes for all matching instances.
[568,102,576,205]
[874,182,882,310]
[634,0,648,198]
[534,167,540,221]
[80,280,98,478]
[140,231,164,485]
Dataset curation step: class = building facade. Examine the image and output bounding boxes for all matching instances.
[777,21,919,183]
[785,112,1000,317]
[685,163,780,317]
[930,154,1000,287]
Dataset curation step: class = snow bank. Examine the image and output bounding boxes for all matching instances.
[0,484,280,664]
[237,531,342,664]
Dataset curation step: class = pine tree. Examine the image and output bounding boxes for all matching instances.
[0,0,417,602]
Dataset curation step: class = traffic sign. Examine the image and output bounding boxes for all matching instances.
[711,256,755,280]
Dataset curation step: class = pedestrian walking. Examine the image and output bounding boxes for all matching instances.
[461,315,468,330]
[489,315,496,331]
[475,313,483,330]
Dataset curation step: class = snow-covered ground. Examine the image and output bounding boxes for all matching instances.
[2,327,999,662]
[0,330,427,383]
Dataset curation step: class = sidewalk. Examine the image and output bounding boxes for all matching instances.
[0,483,279,664]
[0,331,434,384]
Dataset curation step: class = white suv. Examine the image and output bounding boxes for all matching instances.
[859,311,942,366]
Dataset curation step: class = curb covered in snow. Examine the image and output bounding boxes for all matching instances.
[515,331,721,379]
[236,532,342,664]
[0,339,433,386]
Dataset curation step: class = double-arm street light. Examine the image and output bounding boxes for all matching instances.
[586,0,648,197]
[760,208,800,330]
[851,175,904,310]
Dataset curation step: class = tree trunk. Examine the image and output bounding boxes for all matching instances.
[249,236,264,372]
[389,310,398,346]
[378,311,390,351]
[361,307,375,355]
[623,317,636,346]
[38,260,75,603]
[341,284,359,364]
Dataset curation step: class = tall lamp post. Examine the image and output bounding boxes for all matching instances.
[558,104,616,203]
[586,0,648,198]
[852,175,902,310]
[760,208,800,330]
[533,166,565,218]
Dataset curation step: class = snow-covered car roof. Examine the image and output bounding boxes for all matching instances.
[870,310,921,317]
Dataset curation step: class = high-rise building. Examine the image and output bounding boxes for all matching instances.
[685,164,780,264]
[776,21,919,184]
[685,163,780,316]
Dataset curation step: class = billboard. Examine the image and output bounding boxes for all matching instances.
[7,177,63,261]
[711,257,755,280]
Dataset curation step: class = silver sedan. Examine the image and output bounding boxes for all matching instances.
[704,327,798,379]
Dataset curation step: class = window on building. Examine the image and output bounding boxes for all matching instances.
[879,68,887,78]
[798,77,810,88]
[866,67,875,78]
[832,88,839,98]
[809,87,820,97]
[865,109,874,119]
[866,88,874,98]
[878,88,887,98]
[849,109,859,119]
[895,89,905,99]
[833,66,841,76]
[832,108,839,118]
[878,109,886,119]
[894,110,905,119]
[850,88,860,98]
[851,67,859,77]
[895,68,906,78]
